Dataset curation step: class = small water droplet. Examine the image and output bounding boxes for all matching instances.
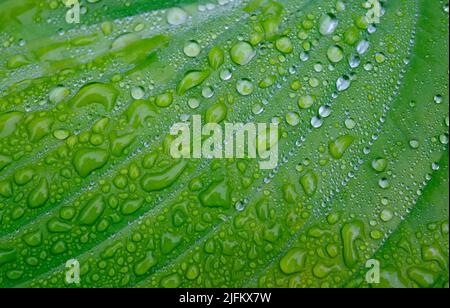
[311,116,323,128]
[319,14,339,36]
[183,40,201,57]
[131,86,145,100]
[167,8,188,25]
[336,75,351,91]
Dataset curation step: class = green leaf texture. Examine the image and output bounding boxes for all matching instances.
[0,0,448,288]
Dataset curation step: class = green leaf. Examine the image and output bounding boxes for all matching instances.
[0,0,447,288]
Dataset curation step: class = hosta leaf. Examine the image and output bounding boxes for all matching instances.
[0,0,448,288]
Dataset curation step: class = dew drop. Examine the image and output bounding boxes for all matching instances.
[319,105,332,118]
[202,86,215,98]
[348,54,361,68]
[336,75,351,91]
[230,41,256,66]
[327,45,344,63]
[378,178,389,189]
[131,86,145,100]
[188,98,200,109]
[236,79,254,96]
[311,116,323,128]
[434,95,443,104]
[356,40,370,55]
[286,112,300,126]
[220,69,232,81]
[184,40,201,57]
[345,118,356,129]
[319,14,339,36]
[409,140,420,149]
[167,8,188,26]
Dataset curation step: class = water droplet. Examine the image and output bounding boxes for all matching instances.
[220,68,232,81]
[319,105,332,118]
[300,51,310,62]
[156,92,173,107]
[230,41,256,65]
[372,158,387,172]
[252,103,264,115]
[378,178,390,189]
[311,116,323,128]
[434,95,443,104]
[202,86,215,98]
[184,40,201,57]
[188,98,200,109]
[167,8,188,25]
[49,86,70,104]
[236,79,254,96]
[329,135,354,159]
[319,14,339,36]
[336,75,351,91]
[356,40,370,55]
[439,133,449,145]
[368,24,377,34]
[348,54,361,68]
[235,201,245,211]
[327,45,344,63]
[409,140,420,149]
[380,209,393,222]
[300,171,318,196]
[298,95,314,109]
[432,162,440,171]
[275,36,294,54]
[345,118,356,129]
[375,52,386,63]
[314,63,324,72]
[53,130,69,140]
[131,86,145,99]
[286,112,300,126]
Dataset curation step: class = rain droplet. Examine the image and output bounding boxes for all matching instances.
[188,98,200,109]
[345,118,356,129]
[327,45,344,63]
[356,40,370,55]
[434,95,443,104]
[167,8,188,26]
[252,103,264,115]
[409,140,420,149]
[336,75,351,91]
[286,112,300,126]
[319,105,332,118]
[131,86,145,100]
[236,79,254,96]
[378,178,389,189]
[319,14,339,36]
[348,54,361,68]
[184,40,201,57]
[300,51,310,62]
[202,86,214,98]
[311,116,323,128]
[219,69,232,81]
